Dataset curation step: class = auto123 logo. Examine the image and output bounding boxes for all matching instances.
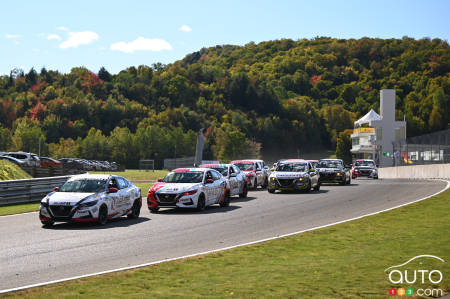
[385,255,446,297]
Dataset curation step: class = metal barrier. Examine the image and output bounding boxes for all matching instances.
[0,176,71,206]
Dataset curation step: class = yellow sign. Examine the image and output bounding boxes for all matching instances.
[354,127,375,134]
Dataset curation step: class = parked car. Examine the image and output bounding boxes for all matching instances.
[39,174,141,226]
[268,159,320,193]
[147,168,229,213]
[0,155,27,166]
[231,160,267,190]
[40,157,62,169]
[316,159,351,185]
[200,163,248,198]
[1,151,40,167]
[352,159,378,179]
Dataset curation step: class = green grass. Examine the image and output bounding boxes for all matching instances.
[0,160,32,181]
[90,169,169,181]
[0,202,40,216]
[5,188,449,298]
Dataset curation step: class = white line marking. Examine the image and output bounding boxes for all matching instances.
[0,180,448,294]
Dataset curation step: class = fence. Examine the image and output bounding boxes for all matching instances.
[139,160,155,171]
[0,176,71,206]
[21,166,85,178]
[163,157,195,171]
[392,129,450,166]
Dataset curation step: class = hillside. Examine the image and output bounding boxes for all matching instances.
[0,161,32,181]
[0,37,449,166]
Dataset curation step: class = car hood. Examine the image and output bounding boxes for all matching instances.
[45,192,96,205]
[152,182,201,194]
[272,171,307,179]
[355,166,376,170]
[317,168,343,172]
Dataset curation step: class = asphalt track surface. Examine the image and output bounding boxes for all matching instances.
[0,179,446,291]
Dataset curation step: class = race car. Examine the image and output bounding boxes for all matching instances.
[39,174,142,226]
[199,163,248,198]
[147,168,229,213]
[267,159,320,193]
[317,159,351,185]
[231,160,267,190]
[352,159,378,179]
[306,160,319,169]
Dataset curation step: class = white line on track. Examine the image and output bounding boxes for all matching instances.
[0,179,448,294]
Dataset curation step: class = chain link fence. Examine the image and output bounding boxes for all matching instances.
[393,129,450,166]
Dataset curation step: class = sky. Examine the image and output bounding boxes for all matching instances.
[1,0,449,75]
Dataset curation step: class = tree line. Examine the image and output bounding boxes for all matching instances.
[0,37,448,167]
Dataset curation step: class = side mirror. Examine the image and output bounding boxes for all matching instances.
[157,178,163,182]
[256,168,261,171]
[108,187,118,193]
[230,173,237,177]
[53,186,59,192]
[205,178,214,184]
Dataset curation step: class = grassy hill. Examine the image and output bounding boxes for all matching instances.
[0,161,31,181]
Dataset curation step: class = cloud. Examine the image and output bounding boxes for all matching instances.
[5,34,21,39]
[47,34,61,40]
[59,31,99,48]
[180,25,192,32]
[110,37,172,53]
[56,26,69,31]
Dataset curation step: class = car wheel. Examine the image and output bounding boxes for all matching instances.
[41,220,54,227]
[304,180,311,193]
[268,188,275,194]
[253,178,257,190]
[262,177,268,189]
[127,199,141,219]
[347,176,351,185]
[340,177,346,185]
[374,176,378,180]
[149,207,160,213]
[239,183,248,198]
[219,190,230,207]
[197,194,206,211]
[98,205,108,225]
[314,181,321,191]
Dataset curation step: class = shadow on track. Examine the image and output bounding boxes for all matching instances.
[230,196,257,203]
[155,205,241,215]
[43,216,150,230]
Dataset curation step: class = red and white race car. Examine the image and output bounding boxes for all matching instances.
[230,160,267,190]
[147,168,230,213]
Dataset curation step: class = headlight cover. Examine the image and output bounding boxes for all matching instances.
[78,200,98,210]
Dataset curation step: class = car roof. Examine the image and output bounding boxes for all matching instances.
[199,164,230,168]
[230,160,256,164]
[69,174,111,180]
[319,159,342,161]
[172,168,209,172]
[355,159,374,162]
[284,159,305,162]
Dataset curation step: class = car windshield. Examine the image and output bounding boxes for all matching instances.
[276,163,307,172]
[210,167,228,176]
[318,161,342,168]
[60,179,107,193]
[234,163,254,171]
[355,161,375,167]
[163,171,204,183]
[309,162,318,168]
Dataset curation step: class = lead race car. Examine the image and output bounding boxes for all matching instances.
[147,168,230,213]
[39,174,142,226]
[199,163,248,198]
[267,159,320,193]
[352,159,378,179]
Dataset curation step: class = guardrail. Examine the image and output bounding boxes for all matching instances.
[379,163,450,179]
[0,176,71,206]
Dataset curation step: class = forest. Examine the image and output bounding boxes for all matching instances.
[0,37,449,167]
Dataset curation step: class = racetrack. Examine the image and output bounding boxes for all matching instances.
[0,179,447,292]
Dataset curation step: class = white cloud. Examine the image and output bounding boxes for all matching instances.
[59,31,99,49]
[5,34,21,39]
[56,26,69,31]
[47,34,61,40]
[180,25,192,32]
[110,37,172,53]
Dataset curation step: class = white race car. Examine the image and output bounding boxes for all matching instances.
[147,168,229,213]
[199,163,248,198]
[39,174,142,226]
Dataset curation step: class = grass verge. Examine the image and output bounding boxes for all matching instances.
[0,161,31,181]
[5,187,449,298]
[90,169,169,182]
[0,202,40,216]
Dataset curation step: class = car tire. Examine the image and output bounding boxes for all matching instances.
[268,188,275,194]
[262,177,268,189]
[374,176,378,180]
[197,194,206,211]
[253,178,257,190]
[239,183,248,198]
[98,205,108,225]
[220,190,230,207]
[347,176,351,185]
[127,199,141,219]
[314,181,321,191]
[305,180,311,193]
[41,220,54,227]
[340,177,346,185]
[149,207,159,213]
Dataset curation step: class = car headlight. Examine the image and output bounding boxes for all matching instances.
[297,177,307,181]
[337,172,344,176]
[78,200,98,209]
[372,169,377,173]
[270,177,276,181]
